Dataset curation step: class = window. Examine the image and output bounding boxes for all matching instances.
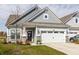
[48,31,53,33]
[45,15,47,18]
[54,31,58,33]
[76,35,79,38]
[43,14,49,19]
[16,30,20,39]
[11,29,20,40]
[60,31,64,34]
[75,18,78,23]
[41,31,46,33]
[69,32,77,34]
[11,30,15,39]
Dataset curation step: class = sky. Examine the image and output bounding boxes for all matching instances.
[0,4,79,32]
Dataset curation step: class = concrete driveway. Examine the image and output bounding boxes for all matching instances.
[44,43,79,55]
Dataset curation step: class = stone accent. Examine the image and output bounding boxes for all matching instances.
[22,36,27,44]
[21,27,27,44]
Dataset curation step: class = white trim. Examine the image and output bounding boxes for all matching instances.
[34,27,37,43]
[8,28,21,42]
[23,27,26,36]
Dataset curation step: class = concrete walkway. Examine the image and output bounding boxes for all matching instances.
[44,43,79,55]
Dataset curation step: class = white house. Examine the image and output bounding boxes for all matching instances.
[6,5,70,44]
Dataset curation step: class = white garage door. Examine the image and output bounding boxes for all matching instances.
[41,31,66,43]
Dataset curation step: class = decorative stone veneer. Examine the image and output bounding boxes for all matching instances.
[22,36,27,44]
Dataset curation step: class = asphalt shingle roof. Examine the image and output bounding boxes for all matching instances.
[60,11,79,24]
[6,15,20,26]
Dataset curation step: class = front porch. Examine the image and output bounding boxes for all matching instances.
[21,27,36,44]
[7,26,37,44]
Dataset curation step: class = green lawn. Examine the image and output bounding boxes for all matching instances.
[0,36,66,55]
[0,44,66,55]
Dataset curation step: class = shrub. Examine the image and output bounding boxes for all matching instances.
[37,39,42,44]
[26,40,31,45]
[8,41,11,44]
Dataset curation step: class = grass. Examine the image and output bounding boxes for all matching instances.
[0,36,66,55]
[0,36,6,43]
[0,44,66,55]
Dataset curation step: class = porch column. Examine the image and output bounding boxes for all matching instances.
[34,27,37,43]
[7,28,11,43]
[66,29,70,43]
[22,27,27,44]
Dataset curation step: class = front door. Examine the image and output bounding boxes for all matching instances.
[27,31,32,41]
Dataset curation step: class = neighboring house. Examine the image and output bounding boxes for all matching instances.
[60,11,79,38]
[6,5,69,44]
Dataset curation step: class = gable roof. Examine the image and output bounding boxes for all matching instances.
[11,5,41,25]
[9,6,63,25]
[6,5,68,28]
[60,11,79,24]
[6,5,40,26]
[27,7,62,23]
[6,15,20,26]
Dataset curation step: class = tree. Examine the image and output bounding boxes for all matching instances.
[10,5,21,16]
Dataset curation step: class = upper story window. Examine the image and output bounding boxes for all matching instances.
[43,14,49,19]
[75,18,78,23]
[45,15,47,18]
[74,17,79,23]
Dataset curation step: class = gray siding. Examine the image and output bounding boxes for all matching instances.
[16,8,41,25]
[66,17,79,27]
[33,8,62,23]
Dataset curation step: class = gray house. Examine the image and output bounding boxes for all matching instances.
[6,5,69,44]
[60,11,79,39]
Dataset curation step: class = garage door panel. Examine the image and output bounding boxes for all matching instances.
[54,33,65,42]
[42,33,65,43]
[42,33,53,43]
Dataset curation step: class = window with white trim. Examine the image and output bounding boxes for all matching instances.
[16,30,20,39]
[41,31,46,33]
[75,18,78,23]
[11,30,15,39]
[43,14,49,19]
[54,31,58,33]
[74,17,79,23]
